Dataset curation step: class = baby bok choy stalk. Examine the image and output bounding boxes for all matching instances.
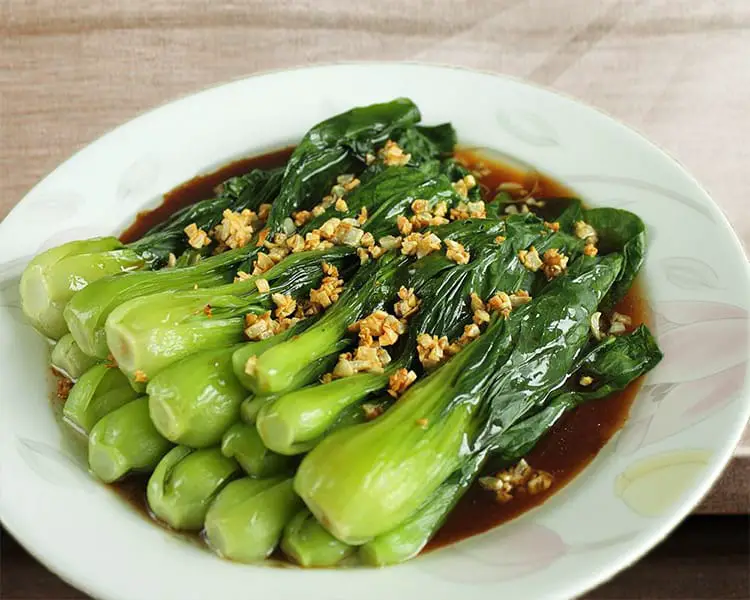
[147,446,241,530]
[147,344,248,448]
[20,238,143,340]
[105,246,355,386]
[88,397,172,483]
[204,476,303,563]
[256,373,390,455]
[64,245,252,359]
[359,324,662,565]
[221,422,294,478]
[64,170,285,359]
[295,254,624,544]
[51,333,99,379]
[19,168,281,340]
[265,98,421,235]
[281,508,355,567]
[148,338,343,448]
[246,251,410,396]
[63,363,140,434]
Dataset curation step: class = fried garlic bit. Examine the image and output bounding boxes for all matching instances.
[212,208,259,250]
[479,459,554,503]
[251,251,279,276]
[292,210,312,227]
[518,245,543,272]
[393,286,420,319]
[450,200,486,221]
[574,220,598,244]
[348,310,406,347]
[401,232,442,259]
[378,140,411,166]
[398,199,450,234]
[590,310,632,340]
[467,288,533,332]
[334,288,420,380]
[387,368,417,398]
[271,293,296,319]
[609,311,632,334]
[309,174,362,218]
[445,239,470,264]
[416,333,451,369]
[308,262,345,311]
[233,270,252,283]
[184,223,211,249]
[541,248,569,280]
[452,174,477,199]
[243,311,298,341]
[361,402,385,421]
[332,346,392,378]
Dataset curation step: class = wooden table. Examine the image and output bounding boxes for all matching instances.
[2,1,748,597]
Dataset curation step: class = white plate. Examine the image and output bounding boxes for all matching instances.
[1,63,748,600]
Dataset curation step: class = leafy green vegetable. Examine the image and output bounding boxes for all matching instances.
[248,251,409,395]
[130,167,283,268]
[105,247,354,385]
[361,324,662,563]
[487,324,662,460]
[20,169,282,340]
[64,244,250,359]
[147,345,249,447]
[583,207,646,309]
[266,99,421,233]
[294,254,623,544]
[20,238,143,339]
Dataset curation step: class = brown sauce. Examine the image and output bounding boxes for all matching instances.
[102,146,650,561]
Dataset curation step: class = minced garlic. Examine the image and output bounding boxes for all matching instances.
[445,239,470,264]
[479,459,554,503]
[308,263,344,310]
[212,208,258,250]
[379,140,411,166]
[541,248,569,280]
[574,220,598,244]
[394,286,420,319]
[388,368,417,397]
[184,223,211,249]
[518,246,543,272]
[401,232,442,259]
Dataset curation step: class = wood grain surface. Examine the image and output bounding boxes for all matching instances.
[1,1,749,598]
